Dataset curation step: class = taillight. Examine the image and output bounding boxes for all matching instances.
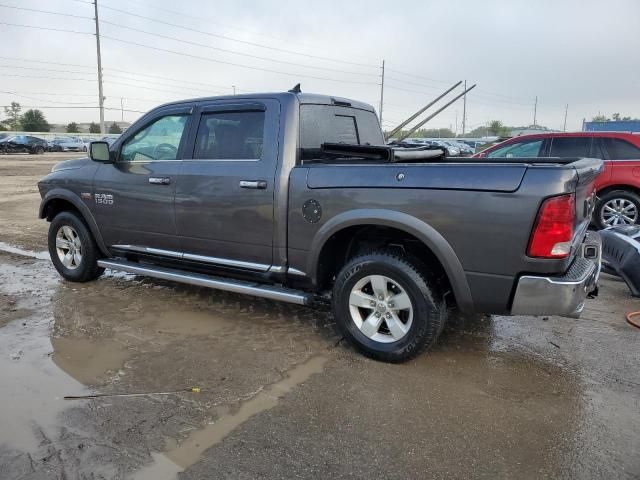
[528,194,575,258]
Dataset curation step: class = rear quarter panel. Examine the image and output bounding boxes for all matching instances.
[288,162,582,313]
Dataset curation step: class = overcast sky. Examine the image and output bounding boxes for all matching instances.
[2,0,639,132]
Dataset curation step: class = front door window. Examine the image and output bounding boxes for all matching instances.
[121,115,189,162]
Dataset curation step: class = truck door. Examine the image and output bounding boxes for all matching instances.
[93,106,193,253]
[175,99,279,271]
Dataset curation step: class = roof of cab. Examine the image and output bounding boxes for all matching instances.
[154,91,376,113]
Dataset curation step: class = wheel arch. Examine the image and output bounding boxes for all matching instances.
[39,189,109,256]
[306,209,474,313]
[597,184,640,197]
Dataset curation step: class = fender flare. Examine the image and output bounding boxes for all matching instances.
[306,209,474,313]
[39,188,110,257]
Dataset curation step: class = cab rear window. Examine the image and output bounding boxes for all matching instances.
[300,104,383,149]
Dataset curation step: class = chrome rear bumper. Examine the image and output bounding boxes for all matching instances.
[511,232,601,318]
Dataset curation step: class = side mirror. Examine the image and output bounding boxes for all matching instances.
[89,141,112,163]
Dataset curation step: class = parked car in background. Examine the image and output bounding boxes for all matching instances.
[447,140,474,156]
[0,135,48,154]
[101,136,119,146]
[50,136,87,152]
[430,140,460,156]
[47,139,62,152]
[475,132,640,228]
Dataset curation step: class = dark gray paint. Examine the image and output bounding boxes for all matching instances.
[37,91,603,315]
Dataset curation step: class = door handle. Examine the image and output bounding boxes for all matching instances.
[239,180,267,189]
[149,177,171,185]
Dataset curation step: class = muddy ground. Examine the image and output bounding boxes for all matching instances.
[0,153,639,479]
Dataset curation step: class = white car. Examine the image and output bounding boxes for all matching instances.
[52,137,87,152]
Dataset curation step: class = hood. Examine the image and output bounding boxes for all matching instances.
[51,157,92,172]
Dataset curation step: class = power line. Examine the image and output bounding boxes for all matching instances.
[385,84,444,96]
[103,74,227,94]
[0,21,93,35]
[104,79,229,97]
[0,64,95,76]
[99,19,376,77]
[385,76,449,90]
[106,0,343,54]
[105,68,232,91]
[0,90,96,104]
[0,3,93,20]
[385,68,453,85]
[0,90,96,96]
[0,55,93,70]
[98,4,379,69]
[0,104,145,113]
[0,72,97,81]
[100,34,380,85]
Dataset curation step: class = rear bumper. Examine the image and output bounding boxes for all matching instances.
[510,232,601,318]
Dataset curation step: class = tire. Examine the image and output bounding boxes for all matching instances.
[48,211,105,282]
[594,190,640,229]
[83,146,88,152]
[332,251,447,363]
[35,146,45,155]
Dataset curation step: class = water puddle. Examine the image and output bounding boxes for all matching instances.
[0,241,49,260]
[134,355,328,479]
[0,312,85,452]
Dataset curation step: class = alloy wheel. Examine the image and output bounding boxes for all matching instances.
[601,198,639,226]
[348,274,413,343]
[55,225,83,270]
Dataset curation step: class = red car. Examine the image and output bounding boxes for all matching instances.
[475,132,640,228]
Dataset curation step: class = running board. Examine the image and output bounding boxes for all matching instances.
[97,259,311,305]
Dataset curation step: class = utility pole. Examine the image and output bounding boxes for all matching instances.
[563,104,568,131]
[461,80,467,136]
[93,0,105,134]
[379,59,385,125]
[232,85,236,95]
[120,97,124,122]
[533,96,537,127]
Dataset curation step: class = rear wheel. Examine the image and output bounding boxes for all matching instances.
[35,146,45,155]
[595,190,640,229]
[332,252,447,362]
[48,211,104,282]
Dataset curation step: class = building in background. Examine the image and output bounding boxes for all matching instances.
[583,120,640,132]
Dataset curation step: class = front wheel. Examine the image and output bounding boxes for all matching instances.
[48,211,105,282]
[594,190,640,229]
[332,252,447,362]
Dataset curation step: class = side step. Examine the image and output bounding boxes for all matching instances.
[97,259,312,306]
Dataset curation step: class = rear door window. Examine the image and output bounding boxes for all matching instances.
[193,110,265,160]
[486,139,543,158]
[549,137,592,157]
[603,138,640,160]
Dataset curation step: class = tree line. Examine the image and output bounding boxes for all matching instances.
[1,102,122,134]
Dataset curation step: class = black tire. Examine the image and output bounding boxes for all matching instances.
[35,146,45,155]
[48,211,105,282]
[332,251,447,363]
[83,146,88,152]
[594,189,640,229]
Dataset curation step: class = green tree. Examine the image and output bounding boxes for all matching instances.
[612,113,621,121]
[3,102,21,130]
[66,122,80,133]
[108,122,122,134]
[89,122,100,133]
[488,120,508,136]
[20,109,50,132]
[592,114,608,122]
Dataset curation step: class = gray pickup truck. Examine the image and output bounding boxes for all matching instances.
[38,90,603,362]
